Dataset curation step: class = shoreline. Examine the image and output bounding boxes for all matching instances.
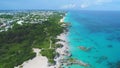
[15,16,69,68]
[60,16,65,23]
[55,30,69,67]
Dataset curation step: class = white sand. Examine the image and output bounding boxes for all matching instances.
[54,16,69,67]
[60,17,65,22]
[56,33,69,55]
[55,32,69,67]
[15,48,54,68]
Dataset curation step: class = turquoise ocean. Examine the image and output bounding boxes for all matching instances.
[64,11,120,68]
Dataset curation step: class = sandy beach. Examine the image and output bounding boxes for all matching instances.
[60,17,65,23]
[55,32,69,67]
[15,48,55,68]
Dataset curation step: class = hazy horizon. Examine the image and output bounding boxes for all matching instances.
[0,0,120,11]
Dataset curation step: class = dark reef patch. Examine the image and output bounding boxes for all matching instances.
[107,45,113,48]
[96,56,108,64]
[107,61,120,68]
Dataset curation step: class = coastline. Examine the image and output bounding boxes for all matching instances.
[15,15,69,68]
[54,15,70,67]
[55,30,69,67]
[60,16,65,23]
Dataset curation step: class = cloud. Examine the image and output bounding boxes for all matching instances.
[80,4,89,8]
[80,0,113,9]
[60,0,113,9]
[61,4,76,9]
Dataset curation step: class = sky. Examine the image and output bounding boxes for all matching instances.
[0,0,120,10]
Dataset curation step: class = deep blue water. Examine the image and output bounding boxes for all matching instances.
[64,11,120,68]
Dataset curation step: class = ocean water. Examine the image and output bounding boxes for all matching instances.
[64,11,120,68]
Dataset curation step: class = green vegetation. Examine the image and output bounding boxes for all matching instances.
[41,49,56,64]
[0,11,65,68]
[0,14,13,19]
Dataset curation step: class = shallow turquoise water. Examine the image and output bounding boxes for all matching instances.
[64,11,120,68]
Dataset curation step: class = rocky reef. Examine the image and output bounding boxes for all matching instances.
[78,46,92,52]
[58,57,90,68]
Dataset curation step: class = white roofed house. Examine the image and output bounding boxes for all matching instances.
[17,20,24,25]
